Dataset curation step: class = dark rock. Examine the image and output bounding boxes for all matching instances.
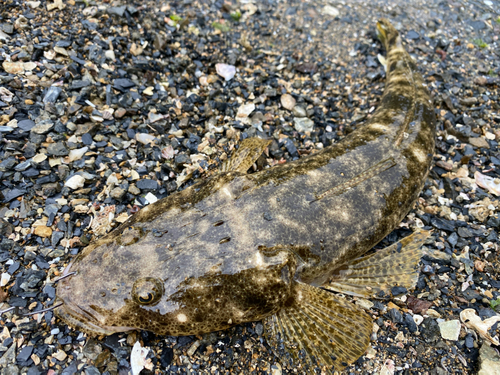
[47,142,69,156]
[43,86,62,103]
[404,313,418,333]
[113,78,136,92]
[18,119,36,131]
[390,308,403,324]
[391,286,407,296]
[136,179,158,191]
[406,30,420,39]
[82,133,93,145]
[16,345,34,362]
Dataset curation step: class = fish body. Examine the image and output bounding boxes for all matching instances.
[56,19,435,371]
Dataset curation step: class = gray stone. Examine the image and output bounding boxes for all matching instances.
[17,119,35,131]
[478,344,500,375]
[0,342,16,366]
[110,187,126,200]
[47,142,69,156]
[292,105,307,117]
[293,117,314,132]
[30,121,54,135]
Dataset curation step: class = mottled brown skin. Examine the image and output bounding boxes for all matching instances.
[56,19,435,339]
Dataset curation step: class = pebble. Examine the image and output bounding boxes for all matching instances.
[292,105,307,117]
[136,133,156,145]
[438,320,461,341]
[322,5,339,17]
[280,94,296,110]
[64,175,85,189]
[215,63,236,81]
[67,147,88,162]
[293,117,314,132]
[478,343,500,375]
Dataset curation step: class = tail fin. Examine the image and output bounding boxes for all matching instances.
[326,231,430,297]
[264,282,372,374]
[376,18,400,50]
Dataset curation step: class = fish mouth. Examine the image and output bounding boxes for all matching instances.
[55,266,134,336]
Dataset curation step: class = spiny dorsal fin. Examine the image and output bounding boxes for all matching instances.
[326,230,430,297]
[220,137,271,173]
[264,282,372,374]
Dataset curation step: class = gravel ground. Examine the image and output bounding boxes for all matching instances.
[1,0,500,374]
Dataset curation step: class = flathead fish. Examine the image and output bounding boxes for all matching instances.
[55,19,435,373]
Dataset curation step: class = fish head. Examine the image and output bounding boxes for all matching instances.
[55,230,296,336]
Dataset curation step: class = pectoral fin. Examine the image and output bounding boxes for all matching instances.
[326,230,430,297]
[221,137,271,173]
[264,282,372,374]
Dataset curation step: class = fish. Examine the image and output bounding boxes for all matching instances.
[55,19,435,373]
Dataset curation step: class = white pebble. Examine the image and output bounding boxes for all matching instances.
[438,319,461,341]
[237,103,255,118]
[145,192,158,204]
[215,63,236,81]
[64,175,85,189]
[1,273,11,287]
[67,146,88,162]
[136,133,156,145]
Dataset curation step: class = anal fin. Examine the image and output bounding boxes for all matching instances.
[220,137,271,173]
[326,230,430,297]
[264,282,372,374]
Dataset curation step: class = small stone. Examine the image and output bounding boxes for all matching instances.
[237,103,255,118]
[105,50,115,60]
[2,61,24,74]
[47,142,69,156]
[143,86,154,96]
[478,343,500,375]
[31,122,54,134]
[115,108,127,118]
[145,192,158,204]
[1,273,11,287]
[67,147,88,162]
[136,179,158,191]
[128,184,141,195]
[322,5,339,17]
[280,94,296,111]
[53,349,67,361]
[130,43,143,56]
[16,345,33,362]
[110,187,126,200]
[43,86,62,103]
[438,319,461,341]
[469,137,490,149]
[406,30,420,39]
[215,63,236,81]
[17,119,36,131]
[293,117,314,132]
[136,133,156,145]
[65,175,85,189]
[32,154,47,163]
[34,226,52,238]
[292,106,307,117]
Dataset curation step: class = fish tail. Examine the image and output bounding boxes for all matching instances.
[376,18,400,51]
[326,231,430,297]
[264,282,372,374]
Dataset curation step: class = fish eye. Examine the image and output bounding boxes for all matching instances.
[132,277,164,306]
